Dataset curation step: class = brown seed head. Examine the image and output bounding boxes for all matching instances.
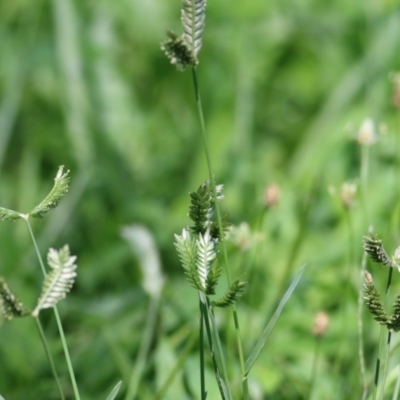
[264,184,281,208]
[313,311,329,338]
[364,271,373,286]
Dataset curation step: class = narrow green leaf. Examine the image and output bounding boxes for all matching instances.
[32,245,77,317]
[245,265,305,375]
[29,165,70,218]
[105,381,122,400]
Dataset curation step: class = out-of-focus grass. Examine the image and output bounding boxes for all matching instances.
[0,0,400,398]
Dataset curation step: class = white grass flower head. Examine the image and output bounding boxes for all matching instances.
[228,222,263,252]
[121,225,165,298]
[340,182,357,209]
[356,118,376,146]
[196,229,217,289]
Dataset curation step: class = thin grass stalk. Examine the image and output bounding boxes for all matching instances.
[391,109,400,400]
[378,330,392,400]
[200,296,207,400]
[267,187,312,318]
[200,294,232,400]
[34,317,65,400]
[376,269,394,399]
[154,329,198,400]
[330,208,356,397]
[24,218,81,400]
[359,139,371,399]
[359,252,368,400]
[191,66,248,397]
[392,362,400,400]
[125,295,160,400]
[306,336,322,400]
[246,208,267,308]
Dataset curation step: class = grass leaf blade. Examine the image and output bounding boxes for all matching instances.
[106,381,122,400]
[244,265,305,375]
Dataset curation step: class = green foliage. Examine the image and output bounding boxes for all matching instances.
[1,0,400,397]
[0,277,29,320]
[32,246,77,317]
[105,381,122,400]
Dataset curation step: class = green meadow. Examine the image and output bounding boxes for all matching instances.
[1,0,400,399]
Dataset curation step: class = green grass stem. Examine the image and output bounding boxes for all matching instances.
[34,317,65,400]
[154,329,198,400]
[191,66,248,398]
[200,293,232,400]
[24,217,81,400]
[125,295,160,400]
[199,296,207,400]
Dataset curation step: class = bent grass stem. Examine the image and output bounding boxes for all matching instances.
[191,67,248,398]
[24,217,81,400]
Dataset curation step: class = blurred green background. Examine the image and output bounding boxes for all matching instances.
[1,0,400,398]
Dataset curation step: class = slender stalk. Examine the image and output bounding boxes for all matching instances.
[307,337,322,400]
[199,296,207,400]
[24,217,81,400]
[125,295,160,400]
[267,186,312,318]
[378,330,392,400]
[392,361,400,400]
[34,317,65,400]
[376,269,394,399]
[200,293,232,400]
[154,329,198,400]
[358,252,368,400]
[358,140,371,399]
[191,67,248,397]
